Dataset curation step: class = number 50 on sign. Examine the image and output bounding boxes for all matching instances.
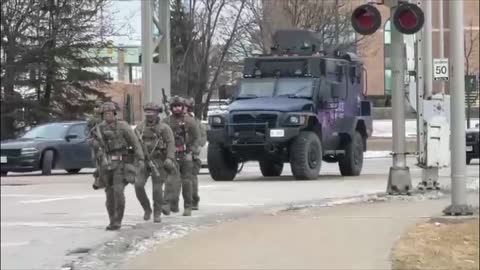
[433,58,449,81]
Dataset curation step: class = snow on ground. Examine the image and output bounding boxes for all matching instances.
[372,119,479,138]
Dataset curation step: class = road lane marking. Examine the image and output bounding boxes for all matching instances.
[1,241,30,247]
[20,195,103,204]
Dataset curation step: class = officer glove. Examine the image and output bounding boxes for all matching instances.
[184,153,193,161]
[164,158,177,173]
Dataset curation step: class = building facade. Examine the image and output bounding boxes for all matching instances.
[262,0,479,99]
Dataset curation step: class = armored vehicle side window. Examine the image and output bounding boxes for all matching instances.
[238,79,275,98]
[276,78,314,98]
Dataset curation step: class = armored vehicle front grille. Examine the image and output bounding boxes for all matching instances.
[231,113,278,134]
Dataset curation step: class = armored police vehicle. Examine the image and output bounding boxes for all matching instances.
[207,30,373,181]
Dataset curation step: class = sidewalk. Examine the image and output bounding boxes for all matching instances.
[123,193,479,270]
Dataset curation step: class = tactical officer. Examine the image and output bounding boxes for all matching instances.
[162,96,200,216]
[97,102,144,230]
[134,102,177,223]
[183,97,207,210]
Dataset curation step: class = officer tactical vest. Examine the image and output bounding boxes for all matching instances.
[140,122,166,155]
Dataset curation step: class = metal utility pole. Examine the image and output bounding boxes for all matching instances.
[418,0,439,190]
[387,2,412,195]
[414,17,425,168]
[439,0,445,93]
[443,0,473,216]
[141,0,171,109]
[141,0,153,103]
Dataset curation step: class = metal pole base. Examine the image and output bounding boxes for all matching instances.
[417,167,440,191]
[387,166,412,195]
[443,204,474,216]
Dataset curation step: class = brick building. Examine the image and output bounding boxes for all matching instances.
[261,0,479,100]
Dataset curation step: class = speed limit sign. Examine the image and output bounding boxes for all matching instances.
[433,58,449,81]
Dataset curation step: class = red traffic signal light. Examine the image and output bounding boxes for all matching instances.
[351,4,382,35]
[393,3,424,35]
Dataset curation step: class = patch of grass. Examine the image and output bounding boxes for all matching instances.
[392,218,479,270]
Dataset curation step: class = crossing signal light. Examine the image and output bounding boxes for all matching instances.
[393,3,424,35]
[351,4,382,35]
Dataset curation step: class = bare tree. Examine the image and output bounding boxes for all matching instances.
[170,0,247,119]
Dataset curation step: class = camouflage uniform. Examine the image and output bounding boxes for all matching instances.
[97,102,144,230]
[184,97,207,210]
[134,102,177,223]
[162,96,201,216]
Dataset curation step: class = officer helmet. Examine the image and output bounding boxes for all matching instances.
[101,101,117,113]
[143,102,163,112]
[170,95,184,108]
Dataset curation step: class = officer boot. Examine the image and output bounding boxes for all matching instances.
[109,188,125,230]
[153,208,162,223]
[170,200,180,213]
[183,208,192,216]
[105,190,117,230]
[192,196,200,211]
[161,204,171,216]
[135,186,152,221]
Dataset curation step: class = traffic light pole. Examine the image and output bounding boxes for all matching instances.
[387,2,412,195]
[443,0,473,216]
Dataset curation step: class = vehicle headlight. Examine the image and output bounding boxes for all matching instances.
[21,147,39,155]
[209,115,225,126]
[286,115,306,125]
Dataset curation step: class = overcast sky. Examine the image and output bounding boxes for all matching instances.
[108,0,141,46]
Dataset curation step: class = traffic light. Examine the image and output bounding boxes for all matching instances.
[351,2,424,36]
[392,3,424,35]
[351,4,382,35]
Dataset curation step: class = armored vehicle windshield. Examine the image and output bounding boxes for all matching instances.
[238,78,314,99]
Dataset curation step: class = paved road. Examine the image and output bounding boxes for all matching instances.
[1,158,479,270]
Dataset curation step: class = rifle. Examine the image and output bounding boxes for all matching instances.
[92,125,112,171]
[161,88,171,116]
[134,128,161,177]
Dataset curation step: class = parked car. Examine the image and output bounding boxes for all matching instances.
[0,121,94,176]
[466,123,480,165]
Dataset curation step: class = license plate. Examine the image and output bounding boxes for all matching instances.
[0,156,6,164]
[466,145,473,152]
[270,129,285,138]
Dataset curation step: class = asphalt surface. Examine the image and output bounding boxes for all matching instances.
[1,157,479,270]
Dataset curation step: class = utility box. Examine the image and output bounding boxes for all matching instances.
[425,115,450,167]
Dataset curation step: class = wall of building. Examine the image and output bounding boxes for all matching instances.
[98,82,143,124]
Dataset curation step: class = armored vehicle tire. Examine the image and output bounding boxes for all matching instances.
[259,160,283,177]
[41,150,54,175]
[207,143,238,181]
[339,131,364,176]
[289,131,322,180]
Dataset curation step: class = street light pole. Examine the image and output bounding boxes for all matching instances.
[387,1,412,195]
[443,0,473,216]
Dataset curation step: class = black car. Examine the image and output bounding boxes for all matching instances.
[1,121,94,176]
[466,123,480,165]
